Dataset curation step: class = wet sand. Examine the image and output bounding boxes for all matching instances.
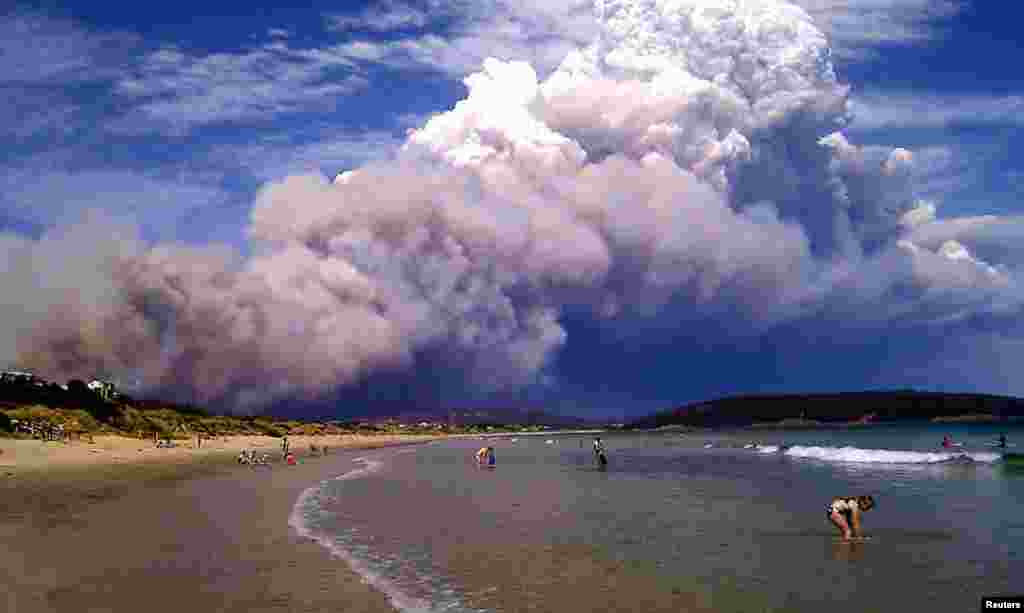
[1,434,440,613]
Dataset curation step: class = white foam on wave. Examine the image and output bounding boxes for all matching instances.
[780,445,1001,464]
[288,456,437,613]
[755,445,780,454]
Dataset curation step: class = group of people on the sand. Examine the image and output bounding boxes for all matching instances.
[237,449,270,465]
[12,418,68,441]
[233,436,334,467]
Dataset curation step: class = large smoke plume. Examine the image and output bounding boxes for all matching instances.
[4,0,1020,412]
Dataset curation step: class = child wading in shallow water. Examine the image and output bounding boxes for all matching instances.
[827,495,875,541]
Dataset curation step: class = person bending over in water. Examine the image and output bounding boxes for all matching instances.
[827,495,875,541]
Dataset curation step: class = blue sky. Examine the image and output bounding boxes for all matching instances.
[3,0,1024,418]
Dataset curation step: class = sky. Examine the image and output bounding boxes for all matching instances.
[2,0,1024,419]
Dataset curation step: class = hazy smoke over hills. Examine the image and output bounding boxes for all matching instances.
[3,0,1020,412]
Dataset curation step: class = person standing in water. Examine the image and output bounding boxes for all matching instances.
[593,437,608,466]
[475,446,495,467]
[827,495,875,541]
[997,433,1008,448]
[942,435,953,449]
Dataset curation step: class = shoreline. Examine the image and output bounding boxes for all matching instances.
[451,428,609,439]
[1,433,443,613]
[627,417,1024,433]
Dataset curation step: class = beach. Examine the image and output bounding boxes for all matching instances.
[4,424,1021,613]
[1,433,440,613]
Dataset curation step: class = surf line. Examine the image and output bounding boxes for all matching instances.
[289,454,438,613]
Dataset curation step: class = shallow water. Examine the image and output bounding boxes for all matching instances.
[295,424,1024,612]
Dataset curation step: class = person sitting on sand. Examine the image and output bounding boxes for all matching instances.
[827,495,875,541]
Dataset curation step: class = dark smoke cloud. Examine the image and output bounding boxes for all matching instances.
[4,0,1022,413]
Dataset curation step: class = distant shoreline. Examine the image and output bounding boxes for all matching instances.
[628,415,1024,433]
[455,428,609,439]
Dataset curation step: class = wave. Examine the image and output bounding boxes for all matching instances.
[289,457,437,613]
[771,445,1001,464]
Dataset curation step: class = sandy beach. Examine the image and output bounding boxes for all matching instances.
[1,433,441,613]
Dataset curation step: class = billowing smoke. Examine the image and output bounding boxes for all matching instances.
[4,0,1020,412]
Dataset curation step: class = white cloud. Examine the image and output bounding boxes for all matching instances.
[324,0,597,79]
[793,0,963,60]
[0,13,133,143]
[112,42,373,131]
[902,145,979,202]
[216,128,407,181]
[0,12,135,84]
[850,92,1024,131]
[322,0,966,80]
[327,1,433,32]
[0,88,82,139]
[0,168,231,240]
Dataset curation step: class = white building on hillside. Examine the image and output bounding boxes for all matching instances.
[87,379,118,401]
[1,371,42,385]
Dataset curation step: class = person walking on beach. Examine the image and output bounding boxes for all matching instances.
[827,495,875,541]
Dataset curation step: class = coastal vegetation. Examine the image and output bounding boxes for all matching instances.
[0,373,575,440]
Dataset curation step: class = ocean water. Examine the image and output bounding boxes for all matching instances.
[293,424,1024,613]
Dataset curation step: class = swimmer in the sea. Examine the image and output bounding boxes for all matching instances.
[827,495,875,541]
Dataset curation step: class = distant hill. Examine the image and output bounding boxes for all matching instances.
[353,407,595,429]
[628,390,1024,429]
